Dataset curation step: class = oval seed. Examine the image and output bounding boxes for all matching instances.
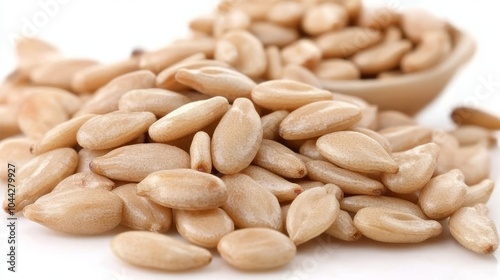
[23,188,123,235]
[137,169,227,210]
[352,40,412,75]
[249,21,299,47]
[354,207,442,243]
[118,88,190,118]
[324,210,361,241]
[340,195,426,219]
[463,179,495,207]
[111,231,212,271]
[317,131,399,174]
[0,137,35,180]
[302,2,348,36]
[241,165,303,202]
[451,107,500,130]
[190,131,212,173]
[261,110,289,140]
[418,169,467,220]
[149,96,229,142]
[279,100,361,140]
[218,228,296,270]
[450,125,496,147]
[315,27,382,58]
[175,208,234,248]
[281,39,322,69]
[282,64,322,88]
[253,139,307,179]
[212,98,263,174]
[2,148,77,213]
[90,143,190,182]
[379,125,433,152]
[77,111,156,150]
[351,127,392,153]
[299,139,326,161]
[221,174,282,230]
[287,187,340,245]
[455,142,491,186]
[314,59,360,81]
[52,171,114,192]
[401,30,451,73]
[112,183,172,232]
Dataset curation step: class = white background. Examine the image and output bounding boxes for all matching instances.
[1,0,500,280]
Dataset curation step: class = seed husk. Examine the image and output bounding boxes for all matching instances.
[3,148,78,213]
[317,131,399,174]
[90,143,190,182]
[449,206,499,254]
[221,174,282,230]
[306,160,385,195]
[212,98,263,174]
[77,111,156,150]
[253,139,307,178]
[354,207,442,243]
[23,188,123,235]
[111,231,212,270]
[279,100,361,140]
[174,208,234,248]
[137,169,227,210]
[149,96,229,143]
[287,187,340,245]
[112,183,172,232]
[218,228,296,271]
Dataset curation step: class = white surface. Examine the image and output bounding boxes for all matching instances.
[1,1,500,280]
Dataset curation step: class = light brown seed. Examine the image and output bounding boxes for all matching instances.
[455,142,491,186]
[294,180,325,191]
[340,195,426,219]
[221,174,282,230]
[351,127,392,153]
[355,105,378,130]
[112,183,172,232]
[352,40,412,75]
[287,187,340,245]
[282,64,322,88]
[432,130,459,176]
[190,131,212,173]
[264,46,284,80]
[3,148,77,213]
[324,210,361,241]
[175,208,234,248]
[52,171,114,192]
[315,27,382,58]
[401,8,447,43]
[354,207,442,243]
[30,59,98,90]
[314,59,360,80]
[155,58,230,91]
[90,143,190,182]
[76,70,156,116]
[218,228,296,270]
[140,38,216,73]
[118,88,190,118]
[215,30,267,78]
[357,7,400,30]
[401,30,451,73]
[261,110,289,140]
[212,98,263,174]
[23,188,122,235]
[281,39,322,69]
[213,8,251,38]
[241,165,303,202]
[418,169,467,220]
[317,131,398,174]
[449,206,499,254]
[376,110,416,130]
[463,179,495,207]
[31,114,97,155]
[111,231,212,270]
[306,160,385,195]
[0,137,35,180]
[149,96,229,143]
[324,183,344,201]
[267,1,304,27]
[253,139,307,178]
[72,58,140,94]
[137,169,227,210]
[381,143,440,194]
[450,125,496,147]
[249,22,299,47]
[189,14,215,35]
[379,125,433,152]
[280,100,362,140]
[451,107,500,130]
[302,2,348,36]
[76,148,111,173]
[77,111,156,150]
[299,139,326,161]
[251,79,332,111]
[176,66,256,102]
